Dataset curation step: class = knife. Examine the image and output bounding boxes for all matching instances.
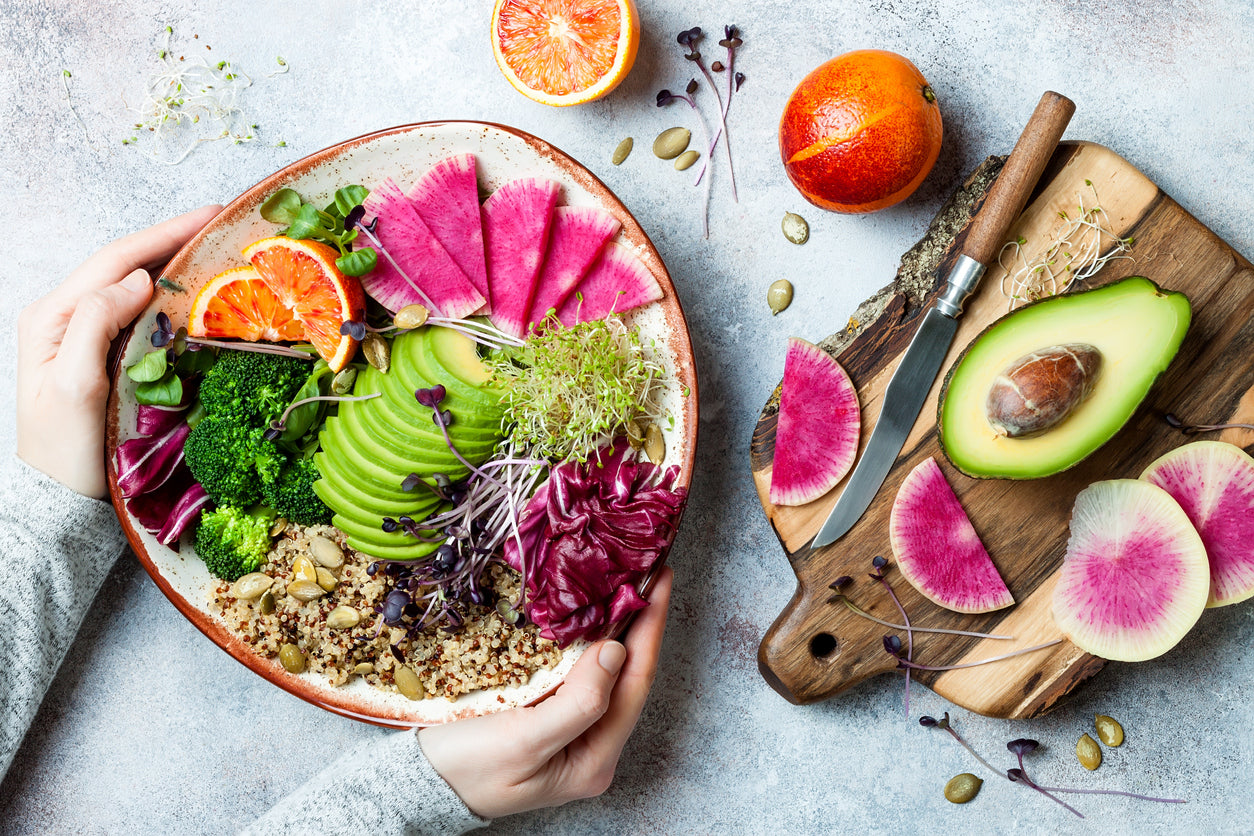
[811,91,1075,549]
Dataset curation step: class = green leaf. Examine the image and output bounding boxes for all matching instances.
[336,247,377,277]
[260,188,303,225]
[174,346,216,376]
[126,349,170,382]
[135,370,183,406]
[284,203,330,240]
[334,185,369,217]
[280,361,333,444]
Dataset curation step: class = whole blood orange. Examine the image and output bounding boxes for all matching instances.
[779,50,942,214]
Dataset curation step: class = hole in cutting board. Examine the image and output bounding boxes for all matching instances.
[809,633,839,659]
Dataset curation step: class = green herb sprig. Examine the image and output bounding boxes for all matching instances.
[259,186,377,276]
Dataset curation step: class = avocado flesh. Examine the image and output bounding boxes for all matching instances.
[356,367,502,446]
[391,329,507,428]
[939,277,1190,479]
[372,360,503,435]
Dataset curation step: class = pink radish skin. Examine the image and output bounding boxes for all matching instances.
[1052,479,1209,662]
[889,457,1014,614]
[555,243,663,326]
[360,178,485,318]
[526,206,621,329]
[407,154,490,314]
[484,178,560,338]
[769,338,860,506]
[1141,441,1254,608]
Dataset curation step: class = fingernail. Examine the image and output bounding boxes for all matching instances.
[598,641,626,675]
[124,269,151,291]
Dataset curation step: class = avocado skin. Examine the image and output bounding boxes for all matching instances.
[937,277,1191,480]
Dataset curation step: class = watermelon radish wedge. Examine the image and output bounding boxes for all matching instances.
[526,205,621,328]
[555,243,663,326]
[1053,479,1209,662]
[1141,441,1254,608]
[769,338,860,506]
[407,154,490,314]
[484,178,560,338]
[360,178,485,318]
[889,457,1014,614]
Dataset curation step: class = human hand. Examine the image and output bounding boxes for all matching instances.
[16,205,222,498]
[420,567,674,820]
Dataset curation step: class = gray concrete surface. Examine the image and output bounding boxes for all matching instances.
[3,0,1253,832]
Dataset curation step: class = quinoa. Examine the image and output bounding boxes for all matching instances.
[209,523,562,700]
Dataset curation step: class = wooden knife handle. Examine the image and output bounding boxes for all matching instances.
[961,92,1075,266]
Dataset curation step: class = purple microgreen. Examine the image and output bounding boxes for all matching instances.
[734,71,745,92]
[867,556,912,716]
[264,392,380,440]
[152,312,175,347]
[891,639,1063,671]
[343,204,365,231]
[883,634,902,655]
[711,60,724,72]
[829,575,853,590]
[353,216,444,315]
[1007,769,1086,818]
[414,385,447,408]
[151,311,314,359]
[1007,738,1039,757]
[920,712,1002,776]
[693,24,742,202]
[827,593,1014,639]
[339,320,368,341]
[1009,737,1184,807]
[657,81,715,238]
[1163,411,1254,435]
[871,555,888,572]
[1031,783,1186,804]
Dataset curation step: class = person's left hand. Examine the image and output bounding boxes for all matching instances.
[16,205,222,498]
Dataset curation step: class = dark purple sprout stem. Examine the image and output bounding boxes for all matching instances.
[920,714,1001,776]
[892,639,1062,671]
[871,557,912,716]
[681,28,737,202]
[657,86,714,239]
[826,594,1014,640]
[1007,769,1086,819]
[1009,744,1184,805]
[266,392,380,437]
[353,218,443,315]
[1163,412,1254,435]
[694,25,742,201]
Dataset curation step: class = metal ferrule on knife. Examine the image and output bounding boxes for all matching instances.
[935,254,986,319]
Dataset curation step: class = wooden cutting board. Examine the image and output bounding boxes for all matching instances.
[753,141,1254,719]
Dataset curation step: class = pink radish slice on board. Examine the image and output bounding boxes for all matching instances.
[407,154,490,314]
[1052,479,1209,662]
[484,178,560,338]
[1141,440,1254,607]
[889,457,1014,614]
[360,178,485,318]
[555,243,663,326]
[769,337,860,507]
[526,205,621,329]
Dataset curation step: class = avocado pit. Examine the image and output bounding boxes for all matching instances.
[986,343,1102,438]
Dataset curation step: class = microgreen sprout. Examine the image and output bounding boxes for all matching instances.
[263,392,380,440]
[997,181,1134,309]
[60,68,89,138]
[869,556,913,716]
[344,307,524,351]
[919,713,1002,776]
[267,56,290,77]
[151,312,316,360]
[657,82,715,238]
[826,590,1014,639]
[1163,412,1254,435]
[886,638,1062,671]
[677,27,739,202]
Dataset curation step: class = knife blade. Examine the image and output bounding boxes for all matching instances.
[809,91,1076,550]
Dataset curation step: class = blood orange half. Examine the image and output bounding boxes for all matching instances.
[188,265,305,343]
[242,237,366,371]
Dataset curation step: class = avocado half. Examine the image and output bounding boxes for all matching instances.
[938,277,1191,479]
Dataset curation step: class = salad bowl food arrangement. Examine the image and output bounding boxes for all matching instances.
[106,122,697,728]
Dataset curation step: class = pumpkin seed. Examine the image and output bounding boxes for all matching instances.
[612,137,633,166]
[259,590,275,615]
[362,332,390,372]
[331,367,357,395]
[353,662,374,676]
[394,304,430,329]
[644,423,665,464]
[1095,715,1124,747]
[674,149,700,171]
[653,127,691,160]
[230,572,273,600]
[309,535,344,569]
[782,212,810,245]
[767,280,794,316]
[278,643,306,674]
[287,579,327,602]
[316,566,338,592]
[944,773,983,804]
[326,606,361,630]
[269,517,288,537]
[292,555,318,583]
[1077,733,1102,770]
[625,420,645,450]
[395,666,424,700]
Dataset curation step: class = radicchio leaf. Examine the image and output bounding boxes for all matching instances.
[503,437,687,646]
[115,422,191,498]
[156,482,212,545]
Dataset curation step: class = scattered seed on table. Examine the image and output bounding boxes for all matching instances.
[674,149,700,171]
[612,137,633,165]
[653,127,691,160]
[782,212,810,245]
[767,280,794,315]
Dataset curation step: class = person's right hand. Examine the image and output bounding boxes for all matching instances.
[419,567,673,819]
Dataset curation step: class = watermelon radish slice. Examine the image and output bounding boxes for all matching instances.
[889,457,1014,614]
[526,206,621,328]
[1052,479,1209,662]
[555,243,664,326]
[769,338,860,506]
[407,154,490,314]
[360,178,485,318]
[1141,441,1254,608]
[484,178,560,338]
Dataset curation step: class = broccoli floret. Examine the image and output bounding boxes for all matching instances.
[259,454,331,526]
[198,349,309,426]
[194,505,275,581]
[184,416,267,507]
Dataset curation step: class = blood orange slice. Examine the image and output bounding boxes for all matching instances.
[188,265,305,343]
[242,237,366,371]
[491,0,640,106]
